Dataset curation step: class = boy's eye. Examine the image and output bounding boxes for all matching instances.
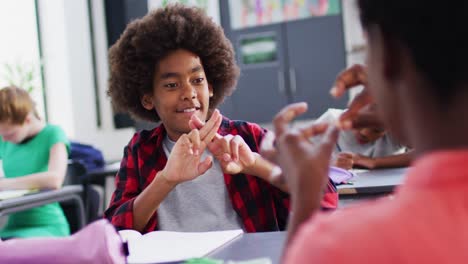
[164,83,178,88]
[193,78,204,84]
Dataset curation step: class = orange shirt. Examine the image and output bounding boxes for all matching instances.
[285,150,468,263]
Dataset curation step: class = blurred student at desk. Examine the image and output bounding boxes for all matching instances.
[316,104,412,170]
[0,86,70,238]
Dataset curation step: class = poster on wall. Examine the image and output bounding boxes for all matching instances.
[229,0,341,30]
[147,0,220,25]
[239,32,278,66]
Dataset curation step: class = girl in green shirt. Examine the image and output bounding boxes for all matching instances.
[0,86,70,238]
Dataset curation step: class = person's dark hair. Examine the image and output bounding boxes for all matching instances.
[108,4,240,122]
[358,0,468,106]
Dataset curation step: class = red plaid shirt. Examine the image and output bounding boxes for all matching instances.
[104,116,338,233]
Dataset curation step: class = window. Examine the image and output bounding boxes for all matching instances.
[0,0,46,120]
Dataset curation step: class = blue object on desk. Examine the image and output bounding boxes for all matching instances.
[328,166,354,184]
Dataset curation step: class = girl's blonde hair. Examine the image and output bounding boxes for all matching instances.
[0,86,39,124]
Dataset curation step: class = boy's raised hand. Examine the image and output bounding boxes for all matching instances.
[330,64,378,129]
[261,102,338,200]
[189,113,257,175]
[260,102,339,239]
[161,110,222,184]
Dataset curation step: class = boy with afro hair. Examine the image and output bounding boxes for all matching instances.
[104,4,337,234]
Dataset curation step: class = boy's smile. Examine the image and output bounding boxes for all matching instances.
[175,104,201,117]
[141,49,213,141]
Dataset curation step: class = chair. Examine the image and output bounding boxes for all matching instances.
[60,161,87,233]
[61,160,103,233]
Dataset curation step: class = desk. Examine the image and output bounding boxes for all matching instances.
[337,167,407,195]
[208,231,286,264]
[337,167,407,207]
[86,162,120,208]
[0,185,85,230]
[86,162,120,186]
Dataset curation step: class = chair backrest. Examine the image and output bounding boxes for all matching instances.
[61,160,88,233]
[63,160,87,186]
[62,160,104,232]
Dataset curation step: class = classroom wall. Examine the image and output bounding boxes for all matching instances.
[342,0,366,100]
[343,0,366,66]
[38,0,134,161]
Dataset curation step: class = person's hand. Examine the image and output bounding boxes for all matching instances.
[189,114,257,175]
[330,64,378,129]
[260,102,339,240]
[260,102,339,207]
[161,110,222,184]
[333,152,354,170]
[352,153,377,169]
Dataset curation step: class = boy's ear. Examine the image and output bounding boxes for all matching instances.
[208,84,214,98]
[141,94,154,110]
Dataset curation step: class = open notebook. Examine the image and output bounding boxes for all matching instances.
[0,189,38,200]
[119,229,243,263]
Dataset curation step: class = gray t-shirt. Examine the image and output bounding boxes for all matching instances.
[157,136,244,232]
[315,108,406,157]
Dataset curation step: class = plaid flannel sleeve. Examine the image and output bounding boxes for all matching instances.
[104,141,140,230]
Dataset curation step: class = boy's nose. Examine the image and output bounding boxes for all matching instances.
[180,84,196,100]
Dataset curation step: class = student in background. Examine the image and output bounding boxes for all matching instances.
[104,4,338,234]
[0,86,70,238]
[263,0,468,262]
[316,104,412,170]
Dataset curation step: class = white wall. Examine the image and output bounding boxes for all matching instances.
[38,0,134,161]
[342,0,366,66]
[341,0,366,100]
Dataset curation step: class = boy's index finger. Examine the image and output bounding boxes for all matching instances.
[273,102,308,136]
[190,114,205,130]
[330,64,368,97]
[198,109,220,140]
[200,110,222,143]
[203,125,221,145]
